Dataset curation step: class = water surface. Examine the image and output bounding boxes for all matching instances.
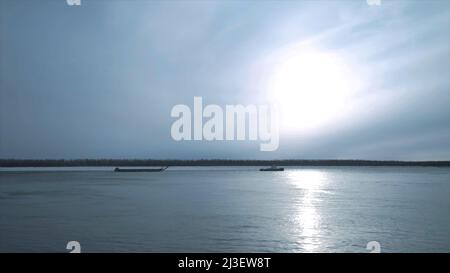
[1,166,449,252]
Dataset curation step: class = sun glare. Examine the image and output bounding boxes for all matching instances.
[268,48,358,133]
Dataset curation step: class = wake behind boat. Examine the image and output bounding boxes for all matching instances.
[114,167,168,172]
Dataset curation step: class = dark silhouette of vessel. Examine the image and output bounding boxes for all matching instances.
[259,165,284,171]
[114,167,168,172]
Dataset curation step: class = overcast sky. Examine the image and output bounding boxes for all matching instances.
[1,0,450,160]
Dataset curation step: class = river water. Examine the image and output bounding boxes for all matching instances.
[1,166,449,252]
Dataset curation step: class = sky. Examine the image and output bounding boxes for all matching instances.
[1,0,450,160]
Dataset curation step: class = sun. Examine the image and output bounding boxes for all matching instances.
[268,48,357,133]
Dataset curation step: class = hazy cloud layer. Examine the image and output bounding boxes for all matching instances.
[1,0,449,160]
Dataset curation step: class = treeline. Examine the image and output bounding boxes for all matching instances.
[1,159,450,167]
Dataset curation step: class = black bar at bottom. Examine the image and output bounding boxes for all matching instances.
[0,253,447,272]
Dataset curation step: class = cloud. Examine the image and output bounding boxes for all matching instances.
[0,0,449,159]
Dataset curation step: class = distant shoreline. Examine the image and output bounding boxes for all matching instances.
[1,159,450,167]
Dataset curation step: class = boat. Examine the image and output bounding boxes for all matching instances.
[114,166,168,172]
[259,165,284,171]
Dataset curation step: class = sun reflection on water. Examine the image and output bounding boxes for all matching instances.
[285,170,328,252]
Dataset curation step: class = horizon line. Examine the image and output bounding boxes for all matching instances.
[1,158,450,167]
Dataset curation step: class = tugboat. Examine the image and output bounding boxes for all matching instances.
[114,166,168,172]
[259,165,284,172]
